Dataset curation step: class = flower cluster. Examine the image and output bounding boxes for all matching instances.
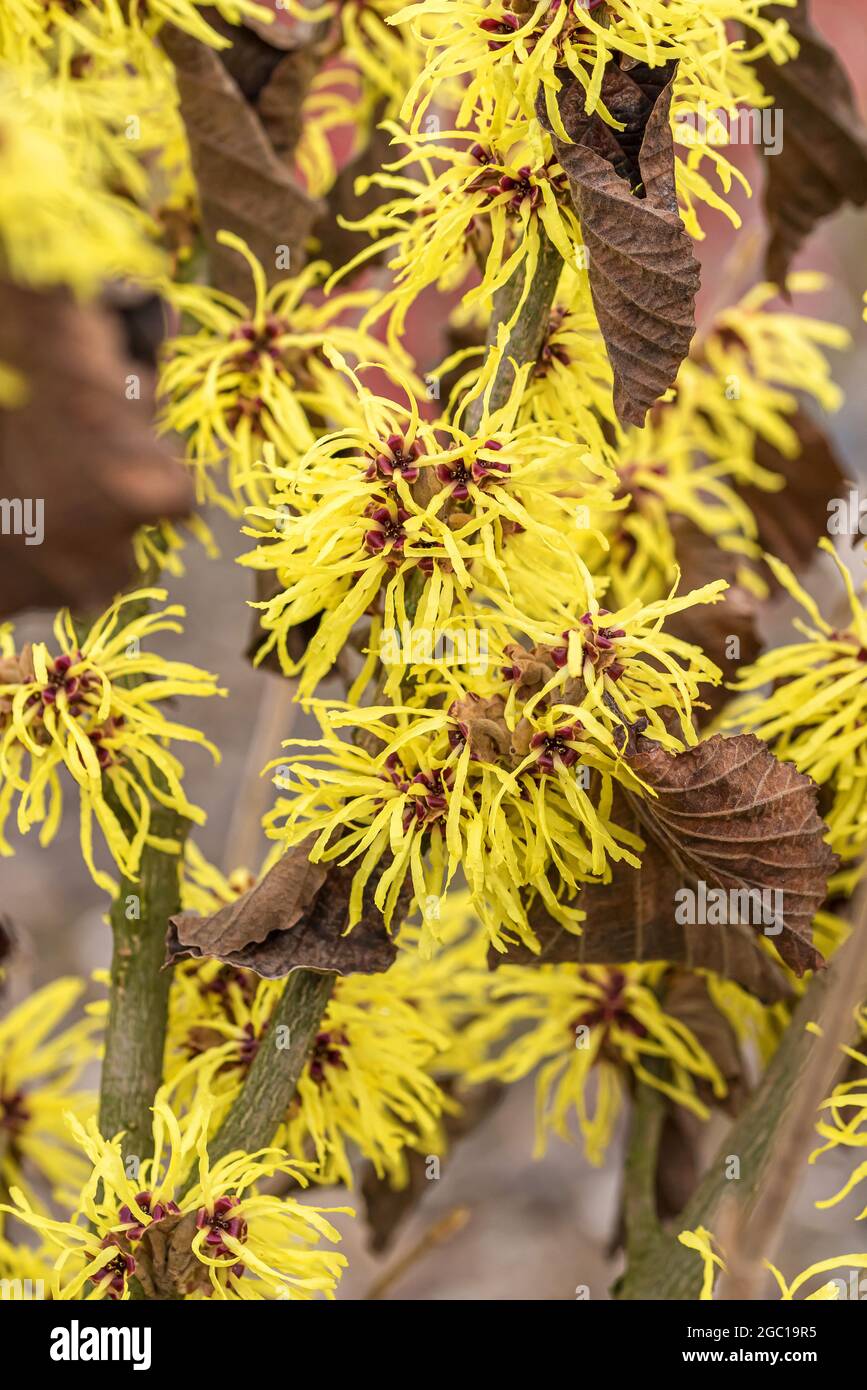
[0,591,223,892]
[0,980,100,1212]
[465,962,727,1163]
[727,543,867,862]
[0,1090,350,1301]
[159,235,416,512]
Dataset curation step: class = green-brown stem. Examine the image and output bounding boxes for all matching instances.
[464,227,563,434]
[621,1082,667,1275]
[180,968,336,1194]
[616,940,864,1300]
[98,804,189,1161]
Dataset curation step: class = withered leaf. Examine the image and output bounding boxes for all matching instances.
[626,733,837,976]
[741,407,846,579]
[498,734,834,990]
[0,281,193,620]
[751,1,867,285]
[160,25,323,299]
[204,7,327,163]
[361,1082,503,1253]
[540,61,700,427]
[167,839,403,977]
[501,818,793,1004]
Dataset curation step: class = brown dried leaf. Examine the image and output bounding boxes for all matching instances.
[501,820,793,1004]
[751,1,867,285]
[626,733,837,976]
[258,47,323,161]
[497,734,834,991]
[160,26,323,300]
[203,8,326,161]
[0,281,193,620]
[540,61,700,426]
[167,840,402,977]
[741,407,846,579]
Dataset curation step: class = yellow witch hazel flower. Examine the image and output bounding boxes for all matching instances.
[580,276,849,608]
[810,1009,867,1216]
[165,952,455,1189]
[332,112,583,348]
[388,0,796,236]
[284,0,431,117]
[265,584,722,953]
[278,972,453,1187]
[505,263,617,455]
[0,979,100,1211]
[158,233,411,512]
[0,1234,55,1301]
[243,359,622,697]
[679,1226,867,1301]
[297,63,374,199]
[675,275,848,461]
[132,514,220,582]
[392,0,795,130]
[0,590,224,893]
[465,964,726,1164]
[0,69,165,296]
[0,0,272,72]
[0,1088,350,1300]
[727,542,867,862]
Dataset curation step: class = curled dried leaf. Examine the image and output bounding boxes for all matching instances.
[167,840,404,977]
[0,281,193,620]
[751,1,867,285]
[160,25,323,299]
[499,821,793,1005]
[625,733,837,976]
[540,61,700,426]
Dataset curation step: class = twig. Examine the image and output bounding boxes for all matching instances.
[616,902,867,1299]
[715,883,867,1299]
[92,577,190,1163]
[180,967,336,1191]
[99,804,190,1161]
[364,1207,471,1300]
[404,225,564,627]
[621,1082,667,1275]
[191,220,566,1190]
[464,227,563,433]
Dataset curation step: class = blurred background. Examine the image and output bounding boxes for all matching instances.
[3,0,866,1299]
